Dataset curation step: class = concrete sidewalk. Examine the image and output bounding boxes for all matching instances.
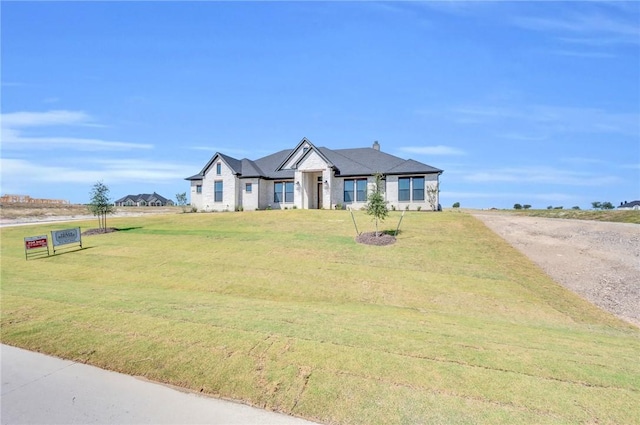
[1,344,318,424]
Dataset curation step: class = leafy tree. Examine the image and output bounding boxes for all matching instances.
[601,201,614,210]
[88,181,114,231]
[176,192,188,212]
[513,203,523,210]
[592,201,602,210]
[523,204,532,210]
[572,206,581,210]
[365,174,389,237]
[547,205,553,210]
[452,202,460,208]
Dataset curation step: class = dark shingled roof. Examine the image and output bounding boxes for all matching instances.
[115,192,172,204]
[619,200,640,208]
[186,141,442,181]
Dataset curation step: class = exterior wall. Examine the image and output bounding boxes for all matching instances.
[240,178,260,211]
[201,158,237,212]
[190,180,204,210]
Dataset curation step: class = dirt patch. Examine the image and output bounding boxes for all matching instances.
[82,228,119,236]
[472,212,640,327]
[355,232,397,246]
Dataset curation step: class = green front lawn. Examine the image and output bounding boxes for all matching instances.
[2,210,638,424]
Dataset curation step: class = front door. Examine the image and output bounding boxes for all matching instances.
[317,183,323,209]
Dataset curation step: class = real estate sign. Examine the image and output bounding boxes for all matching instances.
[51,227,82,253]
[24,235,49,259]
[51,227,81,246]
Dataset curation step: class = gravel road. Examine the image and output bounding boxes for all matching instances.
[472,212,640,327]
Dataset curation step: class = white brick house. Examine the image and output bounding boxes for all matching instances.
[186,138,443,212]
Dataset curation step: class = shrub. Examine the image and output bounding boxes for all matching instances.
[452,202,460,208]
[523,204,531,210]
[417,206,422,211]
[547,206,553,210]
[572,206,581,210]
[191,206,198,213]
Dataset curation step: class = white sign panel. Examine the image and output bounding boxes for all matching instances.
[51,227,81,247]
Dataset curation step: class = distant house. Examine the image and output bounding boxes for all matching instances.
[618,200,640,210]
[186,138,443,212]
[114,192,174,207]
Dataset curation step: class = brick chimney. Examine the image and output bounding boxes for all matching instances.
[373,141,380,151]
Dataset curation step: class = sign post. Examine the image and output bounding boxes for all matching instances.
[24,235,49,260]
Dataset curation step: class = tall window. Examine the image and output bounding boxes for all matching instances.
[245,183,252,193]
[285,181,294,203]
[274,181,294,203]
[413,177,425,201]
[196,185,202,194]
[399,177,425,202]
[214,181,223,202]
[398,178,411,201]
[344,179,367,203]
[356,179,367,202]
[216,163,221,175]
[344,180,354,203]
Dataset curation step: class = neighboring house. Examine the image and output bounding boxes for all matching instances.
[114,192,175,207]
[618,200,640,210]
[186,138,443,212]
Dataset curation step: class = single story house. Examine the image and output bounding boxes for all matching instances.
[186,138,443,212]
[114,192,174,207]
[618,200,640,210]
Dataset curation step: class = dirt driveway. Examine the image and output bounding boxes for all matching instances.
[472,212,640,327]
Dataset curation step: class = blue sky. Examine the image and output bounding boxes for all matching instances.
[2,1,638,209]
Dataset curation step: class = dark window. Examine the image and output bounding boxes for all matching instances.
[285,182,294,203]
[344,180,354,203]
[274,181,294,203]
[246,183,252,193]
[196,185,202,194]
[398,178,411,201]
[214,181,223,202]
[356,179,367,202]
[274,182,283,203]
[216,163,221,175]
[413,177,425,201]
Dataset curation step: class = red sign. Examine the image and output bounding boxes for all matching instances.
[25,236,48,250]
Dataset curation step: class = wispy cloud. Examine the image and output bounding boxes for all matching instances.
[464,166,621,187]
[1,110,152,151]
[398,145,466,156]
[452,104,639,137]
[513,7,640,46]
[2,110,92,127]
[443,191,580,203]
[1,157,192,185]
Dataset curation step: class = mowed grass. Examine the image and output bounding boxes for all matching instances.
[2,210,639,424]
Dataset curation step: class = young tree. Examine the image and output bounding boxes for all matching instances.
[366,174,389,237]
[176,192,188,212]
[88,181,114,231]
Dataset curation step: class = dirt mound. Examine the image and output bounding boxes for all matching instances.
[355,232,396,246]
[82,228,119,236]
